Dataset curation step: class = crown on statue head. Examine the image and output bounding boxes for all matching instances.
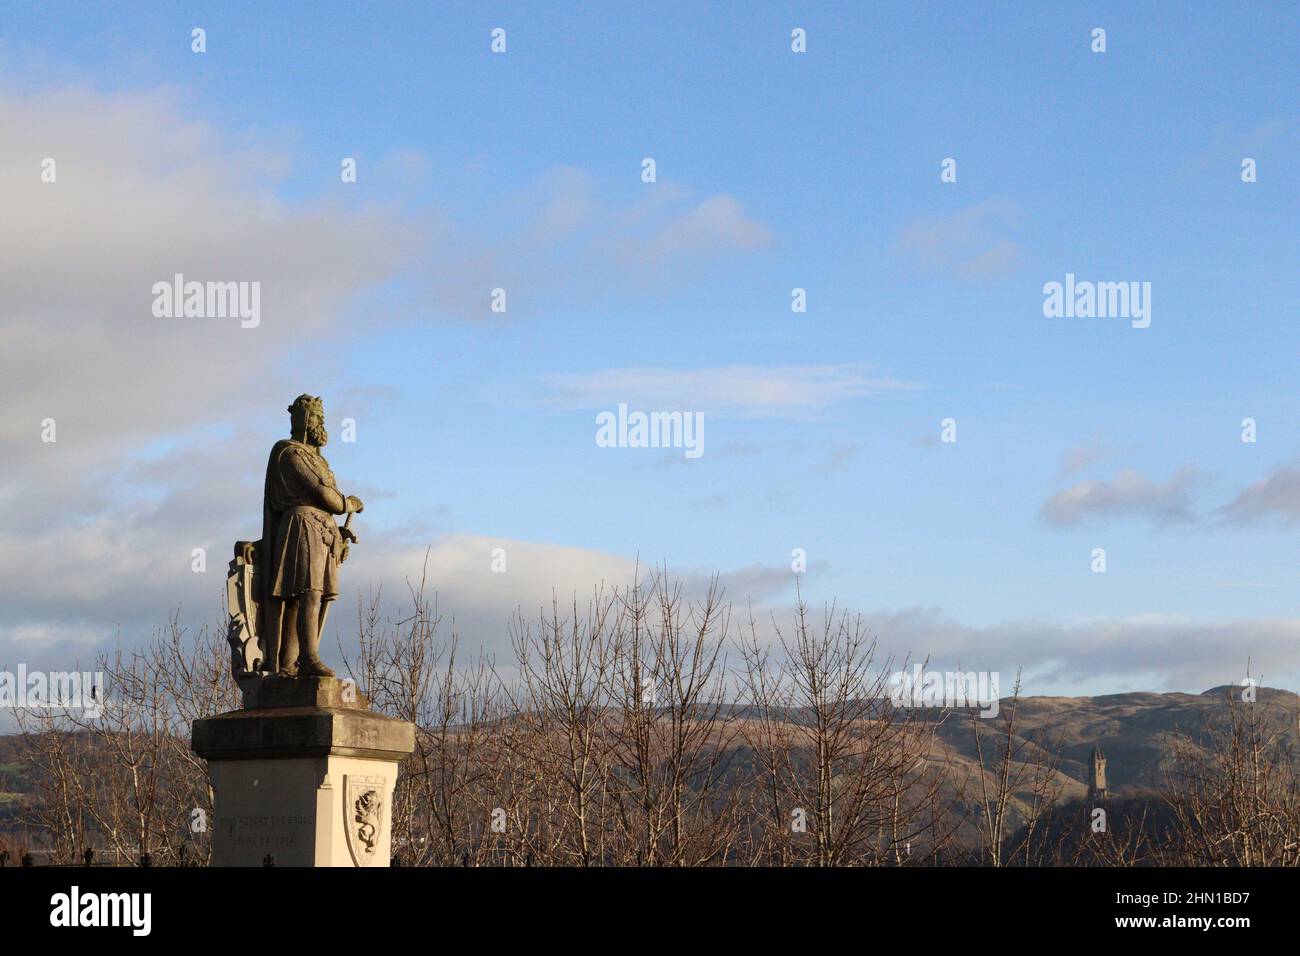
[288,394,323,416]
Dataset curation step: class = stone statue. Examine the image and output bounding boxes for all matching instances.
[226,394,363,682]
[200,406,413,868]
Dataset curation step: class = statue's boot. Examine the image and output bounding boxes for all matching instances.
[297,655,335,678]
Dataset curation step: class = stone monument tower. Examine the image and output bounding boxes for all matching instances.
[192,395,414,866]
[1087,745,1108,800]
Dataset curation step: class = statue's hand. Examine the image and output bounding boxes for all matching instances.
[346,495,364,514]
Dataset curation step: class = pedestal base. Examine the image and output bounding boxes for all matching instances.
[192,677,415,868]
[204,754,400,867]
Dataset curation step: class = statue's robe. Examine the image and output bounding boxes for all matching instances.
[259,439,344,603]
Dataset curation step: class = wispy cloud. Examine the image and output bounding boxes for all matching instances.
[1057,428,1130,477]
[424,171,774,317]
[897,198,1023,279]
[620,193,772,263]
[537,364,922,418]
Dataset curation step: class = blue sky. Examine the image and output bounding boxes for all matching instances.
[1,1,1297,695]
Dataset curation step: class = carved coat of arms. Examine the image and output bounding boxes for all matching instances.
[344,775,387,867]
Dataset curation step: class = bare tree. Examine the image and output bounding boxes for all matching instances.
[345,566,501,866]
[499,590,619,865]
[605,569,742,865]
[16,614,231,865]
[1160,685,1300,866]
[738,592,950,866]
[966,672,1064,867]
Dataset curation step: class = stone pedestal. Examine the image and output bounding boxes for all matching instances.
[192,676,415,867]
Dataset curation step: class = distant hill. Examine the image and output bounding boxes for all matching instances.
[927,685,1299,799]
[0,735,30,829]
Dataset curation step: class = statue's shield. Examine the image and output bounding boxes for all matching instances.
[344,775,387,867]
[226,541,262,675]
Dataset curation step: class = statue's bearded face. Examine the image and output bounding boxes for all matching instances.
[306,411,328,447]
[288,396,328,446]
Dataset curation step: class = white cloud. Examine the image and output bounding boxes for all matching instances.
[0,86,421,490]
[859,606,1300,695]
[1219,463,1300,525]
[1039,467,1199,526]
[0,85,422,675]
